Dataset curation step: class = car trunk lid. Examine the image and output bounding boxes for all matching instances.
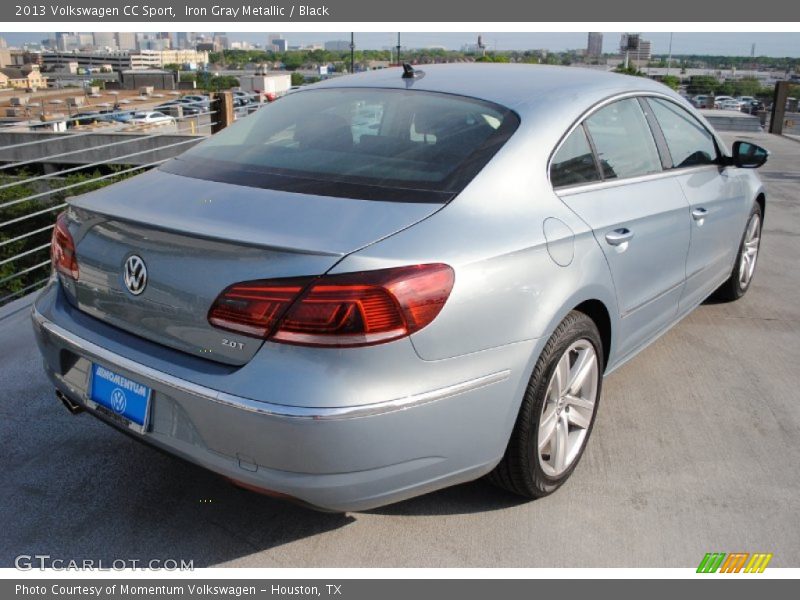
[64,168,442,365]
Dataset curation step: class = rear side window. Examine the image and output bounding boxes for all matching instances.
[648,98,718,168]
[162,88,520,203]
[550,126,600,188]
[585,98,662,180]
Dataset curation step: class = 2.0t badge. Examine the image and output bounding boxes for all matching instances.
[123,255,147,296]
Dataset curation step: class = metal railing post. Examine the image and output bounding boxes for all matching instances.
[769,81,789,135]
[211,91,235,134]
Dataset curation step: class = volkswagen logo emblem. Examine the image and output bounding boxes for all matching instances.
[123,255,147,296]
[110,388,127,414]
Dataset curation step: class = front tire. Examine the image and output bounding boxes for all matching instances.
[488,311,603,499]
[715,203,763,302]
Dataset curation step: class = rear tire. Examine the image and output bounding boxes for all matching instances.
[488,311,603,498]
[714,202,763,302]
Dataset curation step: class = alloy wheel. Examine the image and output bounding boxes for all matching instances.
[537,339,599,477]
[739,214,761,289]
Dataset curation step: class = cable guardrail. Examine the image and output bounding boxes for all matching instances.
[0,90,266,306]
[0,276,51,305]
[0,224,56,249]
[0,136,206,197]
[0,242,50,268]
[0,259,52,288]
[0,120,212,172]
[0,159,166,230]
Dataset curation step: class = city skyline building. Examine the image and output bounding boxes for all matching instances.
[587,32,603,57]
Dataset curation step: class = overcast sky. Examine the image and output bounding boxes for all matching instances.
[2,32,799,56]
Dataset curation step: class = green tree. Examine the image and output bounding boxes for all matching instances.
[0,167,144,303]
[687,75,722,95]
[291,72,305,86]
[732,77,763,97]
[281,53,305,70]
[660,75,681,91]
[614,64,645,77]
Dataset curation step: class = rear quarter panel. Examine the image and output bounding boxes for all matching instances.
[333,129,621,364]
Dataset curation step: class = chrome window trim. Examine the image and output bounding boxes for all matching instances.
[556,164,722,197]
[548,90,729,193]
[33,308,510,421]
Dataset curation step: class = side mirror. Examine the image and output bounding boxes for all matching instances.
[732,140,769,168]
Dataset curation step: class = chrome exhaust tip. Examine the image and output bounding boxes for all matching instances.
[56,390,84,415]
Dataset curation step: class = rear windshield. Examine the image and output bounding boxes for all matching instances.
[161,88,519,203]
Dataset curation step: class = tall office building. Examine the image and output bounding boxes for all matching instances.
[55,32,80,51]
[212,33,230,50]
[587,32,603,58]
[268,34,288,52]
[176,32,196,49]
[93,32,117,49]
[156,32,172,49]
[325,40,351,51]
[116,32,136,51]
[620,33,652,62]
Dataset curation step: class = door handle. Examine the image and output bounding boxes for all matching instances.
[692,208,709,221]
[605,228,634,246]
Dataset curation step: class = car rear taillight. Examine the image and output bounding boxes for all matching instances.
[208,264,455,347]
[208,278,309,338]
[50,211,79,280]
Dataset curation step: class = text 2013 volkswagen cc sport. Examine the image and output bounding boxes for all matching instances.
[32,65,768,511]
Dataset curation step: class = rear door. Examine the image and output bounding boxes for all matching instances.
[555,97,691,358]
[645,97,748,311]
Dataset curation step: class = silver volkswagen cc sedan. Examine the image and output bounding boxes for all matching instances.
[32,64,767,511]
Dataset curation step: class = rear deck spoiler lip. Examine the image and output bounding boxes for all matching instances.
[68,200,344,258]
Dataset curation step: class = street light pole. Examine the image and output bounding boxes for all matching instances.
[396,33,401,66]
[667,32,673,76]
[350,32,355,74]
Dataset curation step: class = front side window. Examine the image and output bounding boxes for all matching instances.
[648,98,718,168]
[162,88,519,203]
[550,125,600,188]
[584,98,662,180]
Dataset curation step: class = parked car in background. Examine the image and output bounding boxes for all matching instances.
[743,100,766,115]
[127,111,175,125]
[105,110,136,123]
[66,112,102,128]
[34,65,768,512]
[233,90,257,106]
[155,99,203,116]
[719,98,744,111]
[180,94,211,111]
[713,95,735,109]
[692,94,714,108]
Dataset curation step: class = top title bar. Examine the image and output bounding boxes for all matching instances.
[4,0,800,22]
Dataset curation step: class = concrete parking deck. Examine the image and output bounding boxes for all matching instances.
[1,132,798,568]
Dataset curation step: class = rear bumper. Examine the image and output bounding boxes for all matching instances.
[31,283,538,511]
